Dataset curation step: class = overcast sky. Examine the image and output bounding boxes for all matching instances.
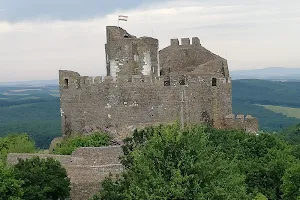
[0,0,300,82]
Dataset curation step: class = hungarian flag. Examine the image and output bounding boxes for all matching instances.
[118,15,128,21]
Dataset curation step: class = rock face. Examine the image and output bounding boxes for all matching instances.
[59,26,258,139]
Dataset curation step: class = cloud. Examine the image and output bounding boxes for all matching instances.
[0,0,166,21]
[0,0,300,81]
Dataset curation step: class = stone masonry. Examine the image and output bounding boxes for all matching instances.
[59,26,258,139]
[7,146,123,200]
[6,26,259,200]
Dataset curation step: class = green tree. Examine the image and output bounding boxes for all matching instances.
[207,127,295,199]
[0,134,35,163]
[282,163,300,200]
[53,132,110,155]
[0,164,23,200]
[13,157,70,200]
[253,193,268,200]
[95,124,249,200]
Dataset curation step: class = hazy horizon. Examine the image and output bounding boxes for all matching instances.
[1,0,300,82]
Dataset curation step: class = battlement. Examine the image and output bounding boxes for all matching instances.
[170,37,201,46]
[59,70,231,92]
[223,114,259,133]
[181,38,190,45]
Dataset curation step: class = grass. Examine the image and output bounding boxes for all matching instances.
[258,104,300,119]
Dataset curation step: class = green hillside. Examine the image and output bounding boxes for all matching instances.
[259,105,300,119]
[0,86,60,148]
[232,80,300,131]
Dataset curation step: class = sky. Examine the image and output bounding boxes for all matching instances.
[0,0,300,82]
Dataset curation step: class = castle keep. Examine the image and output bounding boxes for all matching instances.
[59,26,258,138]
[7,26,259,200]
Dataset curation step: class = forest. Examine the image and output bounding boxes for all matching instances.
[2,123,300,199]
[91,123,300,200]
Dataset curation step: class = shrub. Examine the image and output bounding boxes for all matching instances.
[53,132,110,155]
[13,157,70,200]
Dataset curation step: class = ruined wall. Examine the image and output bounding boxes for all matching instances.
[105,26,159,80]
[222,114,259,133]
[7,146,123,200]
[59,27,258,138]
[59,69,232,139]
[159,37,232,127]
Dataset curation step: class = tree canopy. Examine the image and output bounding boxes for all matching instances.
[52,132,110,155]
[0,134,36,164]
[93,124,300,200]
[13,157,70,200]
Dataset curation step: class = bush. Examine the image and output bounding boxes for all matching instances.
[53,132,110,155]
[93,124,300,200]
[0,134,36,163]
[95,124,249,200]
[13,157,70,200]
[0,164,24,200]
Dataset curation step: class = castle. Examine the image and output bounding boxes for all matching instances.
[59,26,258,139]
[7,26,259,200]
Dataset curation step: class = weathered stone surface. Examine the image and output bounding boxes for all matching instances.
[8,26,259,199]
[59,26,256,139]
[7,146,123,200]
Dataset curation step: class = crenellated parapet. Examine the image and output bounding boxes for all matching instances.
[170,37,201,46]
[223,114,259,133]
[59,70,232,92]
[159,36,228,79]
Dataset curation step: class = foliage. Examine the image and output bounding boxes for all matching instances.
[232,80,300,131]
[277,123,300,145]
[281,163,300,200]
[207,128,294,199]
[253,193,268,200]
[52,132,110,155]
[0,164,23,200]
[233,100,299,132]
[0,134,36,163]
[93,124,300,200]
[13,157,70,200]
[0,85,61,149]
[95,125,249,200]
[232,79,300,108]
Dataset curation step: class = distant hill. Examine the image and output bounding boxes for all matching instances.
[232,79,300,131]
[231,67,300,81]
[0,79,58,86]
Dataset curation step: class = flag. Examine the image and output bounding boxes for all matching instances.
[118,15,128,21]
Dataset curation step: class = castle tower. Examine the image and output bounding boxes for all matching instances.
[59,27,257,139]
[105,26,159,81]
[159,37,232,126]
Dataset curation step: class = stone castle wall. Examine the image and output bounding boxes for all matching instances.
[59,26,246,138]
[6,26,259,200]
[59,69,233,139]
[223,114,259,133]
[7,146,123,200]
